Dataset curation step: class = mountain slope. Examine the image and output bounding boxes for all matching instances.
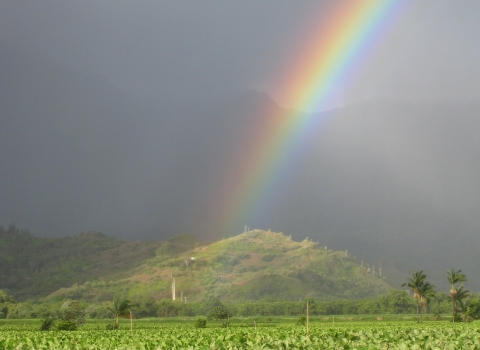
[45,230,392,302]
[0,225,163,300]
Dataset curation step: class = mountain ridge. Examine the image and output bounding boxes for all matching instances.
[41,229,392,303]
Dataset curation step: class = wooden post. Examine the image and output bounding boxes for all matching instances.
[130,310,133,336]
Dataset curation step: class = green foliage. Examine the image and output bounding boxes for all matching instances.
[261,254,276,262]
[3,228,392,303]
[447,268,467,288]
[447,268,469,323]
[56,320,78,330]
[0,290,15,304]
[211,254,238,266]
[58,300,86,326]
[108,297,133,329]
[236,252,250,260]
[194,317,207,328]
[0,225,161,300]
[450,285,469,322]
[4,323,480,349]
[296,315,306,325]
[206,305,232,321]
[402,270,435,323]
[466,298,480,319]
[378,289,414,314]
[39,316,55,331]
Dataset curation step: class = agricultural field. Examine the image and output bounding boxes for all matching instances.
[1,320,480,349]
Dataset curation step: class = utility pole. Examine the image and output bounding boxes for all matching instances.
[172,278,176,301]
[130,310,133,336]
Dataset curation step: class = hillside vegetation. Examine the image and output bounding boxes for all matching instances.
[44,230,392,302]
[0,225,162,300]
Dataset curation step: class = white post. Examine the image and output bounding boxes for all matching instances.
[172,278,176,301]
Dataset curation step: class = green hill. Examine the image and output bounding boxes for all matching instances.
[0,225,163,300]
[43,230,392,302]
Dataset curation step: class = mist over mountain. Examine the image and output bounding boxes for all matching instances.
[265,101,480,291]
[2,43,480,293]
[0,44,157,236]
[0,44,283,238]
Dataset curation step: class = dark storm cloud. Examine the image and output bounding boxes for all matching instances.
[2,0,480,291]
[350,1,480,104]
[2,1,477,108]
[0,1,478,107]
[0,1,325,105]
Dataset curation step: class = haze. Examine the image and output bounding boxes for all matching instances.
[1,1,480,289]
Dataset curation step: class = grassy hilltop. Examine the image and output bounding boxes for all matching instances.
[44,230,392,302]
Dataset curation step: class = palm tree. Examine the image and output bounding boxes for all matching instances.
[108,297,133,329]
[417,280,436,322]
[402,270,427,323]
[451,285,469,322]
[447,269,467,322]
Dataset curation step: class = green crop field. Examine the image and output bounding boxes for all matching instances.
[1,321,480,349]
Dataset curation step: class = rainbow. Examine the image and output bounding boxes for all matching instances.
[210,1,411,238]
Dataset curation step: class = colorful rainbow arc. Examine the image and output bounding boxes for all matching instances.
[211,0,411,238]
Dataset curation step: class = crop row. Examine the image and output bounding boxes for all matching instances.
[1,323,480,349]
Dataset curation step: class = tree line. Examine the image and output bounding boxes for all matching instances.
[2,288,480,321]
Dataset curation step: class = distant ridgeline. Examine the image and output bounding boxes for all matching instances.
[33,229,392,303]
[0,225,162,300]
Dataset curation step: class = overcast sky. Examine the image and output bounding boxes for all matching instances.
[1,1,480,110]
[3,1,480,291]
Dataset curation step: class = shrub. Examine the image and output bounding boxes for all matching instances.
[296,315,306,326]
[261,254,276,262]
[466,298,480,319]
[40,316,55,331]
[212,254,239,266]
[194,317,207,328]
[58,300,86,326]
[207,306,232,321]
[237,252,251,260]
[56,320,78,331]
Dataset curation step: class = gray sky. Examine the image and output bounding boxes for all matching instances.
[2,1,480,290]
[1,1,480,110]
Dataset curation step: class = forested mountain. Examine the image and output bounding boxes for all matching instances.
[42,230,391,303]
[0,225,161,300]
[0,227,390,302]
